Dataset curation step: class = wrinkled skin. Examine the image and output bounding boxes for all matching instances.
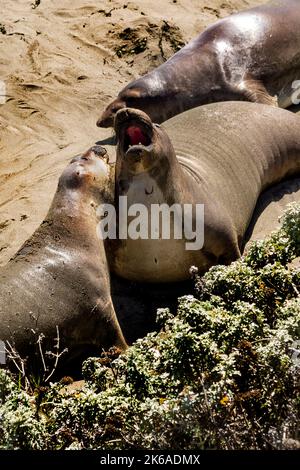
[107,103,300,283]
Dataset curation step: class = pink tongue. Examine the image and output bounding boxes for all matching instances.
[126,126,147,145]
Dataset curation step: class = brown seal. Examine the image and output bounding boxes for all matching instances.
[0,146,126,371]
[108,103,300,283]
[245,178,300,248]
[97,0,300,128]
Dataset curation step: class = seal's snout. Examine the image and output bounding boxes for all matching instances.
[114,108,154,158]
[115,107,152,127]
[90,145,107,158]
[114,108,131,126]
[70,146,109,168]
[97,100,127,128]
[96,114,111,128]
[81,145,108,161]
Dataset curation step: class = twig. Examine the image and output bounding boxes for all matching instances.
[45,326,68,383]
[37,333,47,373]
[5,341,31,392]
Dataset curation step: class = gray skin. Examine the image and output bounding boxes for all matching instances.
[109,103,300,283]
[245,177,300,248]
[0,146,126,372]
[97,0,300,128]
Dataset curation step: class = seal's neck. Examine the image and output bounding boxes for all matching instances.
[40,189,106,249]
[50,190,96,220]
[138,45,220,123]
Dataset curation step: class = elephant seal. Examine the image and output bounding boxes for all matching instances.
[245,178,300,248]
[0,146,126,372]
[97,0,300,128]
[108,102,300,283]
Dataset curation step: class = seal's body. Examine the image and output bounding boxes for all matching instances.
[0,147,126,369]
[245,178,300,248]
[97,0,300,127]
[109,103,300,282]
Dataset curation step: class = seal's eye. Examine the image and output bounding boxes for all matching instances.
[112,105,123,113]
[154,124,161,128]
[124,97,137,106]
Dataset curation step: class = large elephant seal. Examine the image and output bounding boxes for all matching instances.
[97,0,300,128]
[245,178,300,248]
[108,102,300,283]
[0,146,126,372]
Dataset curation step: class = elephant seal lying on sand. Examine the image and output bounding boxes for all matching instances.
[97,0,300,128]
[0,146,126,371]
[108,102,300,283]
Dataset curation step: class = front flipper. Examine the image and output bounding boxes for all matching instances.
[236,77,278,106]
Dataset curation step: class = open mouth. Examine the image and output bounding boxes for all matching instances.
[121,122,153,155]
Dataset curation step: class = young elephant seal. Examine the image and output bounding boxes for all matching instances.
[109,103,300,283]
[97,0,300,128]
[0,146,127,371]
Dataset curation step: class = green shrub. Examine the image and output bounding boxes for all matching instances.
[1,203,300,449]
